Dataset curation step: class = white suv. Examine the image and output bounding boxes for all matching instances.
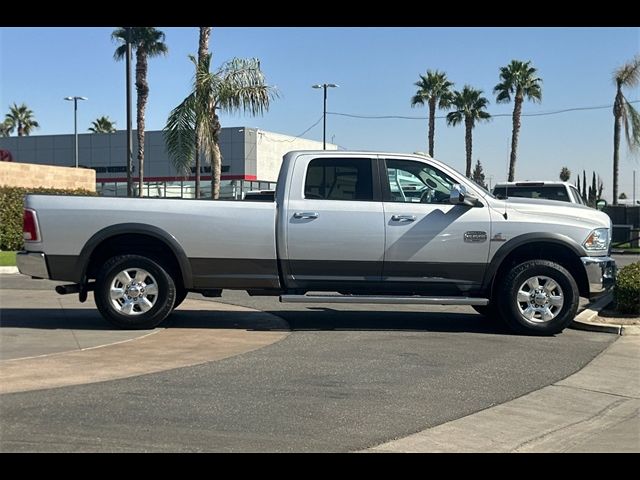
[492,181,585,205]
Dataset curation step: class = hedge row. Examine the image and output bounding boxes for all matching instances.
[614,262,640,315]
[0,186,97,251]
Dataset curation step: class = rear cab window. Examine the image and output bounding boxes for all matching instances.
[304,158,374,201]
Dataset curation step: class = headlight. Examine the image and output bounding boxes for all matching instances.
[583,228,610,251]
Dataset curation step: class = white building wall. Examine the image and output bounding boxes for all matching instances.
[255,131,337,182]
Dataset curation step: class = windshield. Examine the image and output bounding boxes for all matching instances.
[467,178,494,198]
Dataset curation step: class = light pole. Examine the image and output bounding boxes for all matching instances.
[64,96,87,168]
[312,83,338,150]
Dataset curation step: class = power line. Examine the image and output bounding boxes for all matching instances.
[259,114,324,143]
[327,99,640,121]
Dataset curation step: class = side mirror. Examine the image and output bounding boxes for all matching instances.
[595,199,607,211]
[450,184,479,206]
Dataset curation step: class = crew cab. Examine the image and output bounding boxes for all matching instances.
[18,151,616,335]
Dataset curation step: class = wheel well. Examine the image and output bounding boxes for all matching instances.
[85,234,184,289]
[490,242,589,298]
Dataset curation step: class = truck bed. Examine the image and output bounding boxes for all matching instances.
[25,195,279,289]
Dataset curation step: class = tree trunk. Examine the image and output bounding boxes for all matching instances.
[428,97,436,157]
[465,117,473,178]
[135,49,149,198]
[18,121,24,137]
[211,111,221,199]
[612,85,623,205]
[508,96,523,182]
[195,27,211,199]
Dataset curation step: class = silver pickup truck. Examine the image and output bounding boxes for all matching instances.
[18,150,616,335]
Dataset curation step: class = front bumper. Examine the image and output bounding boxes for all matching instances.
[581,256,616,299]
[16,251,50,279]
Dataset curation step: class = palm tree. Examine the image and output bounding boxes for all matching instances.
[112,27,168,197]
[493,60,542,181]
[164,54,276,199]
[0,121,10,137]
[559,166,571,181]
[612,55,640,204]
[88,116,117,133]
[446,86,491,178]
[4,102,40,136]
[194,27,211,198]
[410,70,453,157]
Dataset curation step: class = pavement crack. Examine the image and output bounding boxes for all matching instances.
[512,397,633,452]
[551,383,640,400]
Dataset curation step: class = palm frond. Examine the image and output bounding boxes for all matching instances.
[614,55,640,88]
[623,98,640,152]
[164,93,197,175]
[446,111,463,126]
[214,58,277,115]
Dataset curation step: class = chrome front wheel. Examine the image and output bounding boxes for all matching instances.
[515,275,564,323]
[498,259,579,335]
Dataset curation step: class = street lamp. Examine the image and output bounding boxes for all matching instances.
[64,96,87,168]
[312,83,338,150]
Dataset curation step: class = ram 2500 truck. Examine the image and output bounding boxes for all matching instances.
[18,150,616,335]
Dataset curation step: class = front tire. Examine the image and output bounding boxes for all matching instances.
[173,287,188,310]
[95,254,176,329]
[497,259,579,335]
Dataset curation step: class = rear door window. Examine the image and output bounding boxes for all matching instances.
[304,158,374,201]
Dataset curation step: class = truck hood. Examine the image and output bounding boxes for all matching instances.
[492,197,611,230]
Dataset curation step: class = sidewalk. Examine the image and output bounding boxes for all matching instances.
[366,335,639,452]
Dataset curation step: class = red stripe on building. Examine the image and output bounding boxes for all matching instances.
[96,174,258,183]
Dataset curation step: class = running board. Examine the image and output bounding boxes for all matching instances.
[280,294,489,306]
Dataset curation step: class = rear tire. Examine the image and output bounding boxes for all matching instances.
[497,259,578,336]
[95,254,176,329]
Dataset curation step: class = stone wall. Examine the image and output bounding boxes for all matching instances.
[0,162,96,191]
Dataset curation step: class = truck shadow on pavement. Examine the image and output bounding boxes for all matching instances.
[170,308,511,335]
[0,307,510,335]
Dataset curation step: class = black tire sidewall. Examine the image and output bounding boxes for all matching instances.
[498,260,579,335]
[173,287,188,310]
[95,255,176,329]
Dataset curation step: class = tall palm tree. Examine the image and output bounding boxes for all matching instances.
[612,55,640,204]
[112,27,168,197]
[88,116,117,133]
[410,70,453,157]
[194,27,211,198]
[446,86,491,178]
[164,54,276,199]
[4,102,40,136]
[493,60,542,181]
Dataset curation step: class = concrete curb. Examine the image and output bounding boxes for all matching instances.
[570,293,640,336]
[0,266,18,274]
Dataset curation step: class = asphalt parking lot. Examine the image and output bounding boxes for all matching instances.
[0,275,619,452]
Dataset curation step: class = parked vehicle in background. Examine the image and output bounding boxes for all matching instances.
[18,151,615,336]
[243,190,275,201]
[493,181,585,205]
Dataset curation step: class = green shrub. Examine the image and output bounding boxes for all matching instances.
[614,262,640,315]
[0,186,97,251]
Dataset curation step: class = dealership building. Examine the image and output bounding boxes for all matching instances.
[0,128,336,198]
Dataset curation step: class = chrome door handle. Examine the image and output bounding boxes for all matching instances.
[293,212,319,219]
[391,215,416,222]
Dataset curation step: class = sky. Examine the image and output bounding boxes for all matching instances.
[1,26,639,202]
